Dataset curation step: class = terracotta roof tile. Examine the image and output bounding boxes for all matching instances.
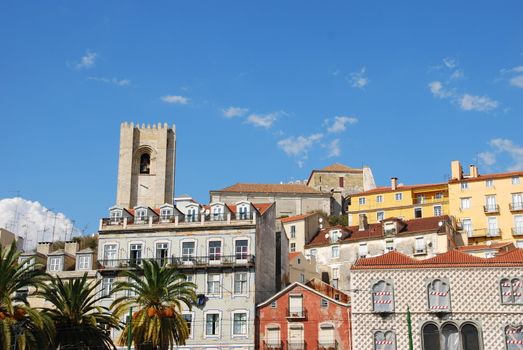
[449,171,523,184]
[216,183,321,194]
[280,213,316,223]
[321,163,363,172]
[457,242,514,252]
[288,252,301,261]
[353,182,447,196]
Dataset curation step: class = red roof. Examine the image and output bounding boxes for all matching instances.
[306,216,449,247]
[280,213,316,223]
[449,171,523,184]
[216,183,322,194]
[351,249,523,270]
[353,182,447,196]
[288,252,301,261]
[457,242,514,252]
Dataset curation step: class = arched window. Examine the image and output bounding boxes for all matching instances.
[428,278,451,312]
[500,277,523,304]
[374,330,396,350]
[506,325,523,350]
[372,280,394,313]
[422,323,440,350]
[441,324,459,349]
[139,153,150,174]
[461,324,480,350]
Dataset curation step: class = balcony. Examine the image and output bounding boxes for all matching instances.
[485,228,501,237]
[318,341,338,350]
[512,227,523,236]
[286,308,307,320]
[97,255,255,271]
[263,341,283,350]
[510,202,523,212]
[287,341,306,350]
[483,204,500,214]
[412,197,449,205]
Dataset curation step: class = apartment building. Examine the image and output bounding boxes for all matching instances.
[347,178,449,227]
[304,215,463,292]
[350,249,523,349]
[448,160,523,246]
[287,252,319,284]
[257,279,351,350]
[281,213,321,254]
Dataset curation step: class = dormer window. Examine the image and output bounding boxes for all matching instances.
[329,230,341,243]
[135,208,148,223]
[187,207,198,222]
[427,278,451,312]
[383,221,397,236]
[48,257,63,272]
[237,204,250,220]
[212,206,225,221]
[110,209,122,219]
[139,153,150,174]
[372,280,394,313]
[77,255,91,270]
[160,208,172,220]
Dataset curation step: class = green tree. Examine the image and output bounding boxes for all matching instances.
[39,273,121,349]
[111,259,197,350]
[0,242,52,350]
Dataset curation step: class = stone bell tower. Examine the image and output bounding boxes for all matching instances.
[115,122,176,208]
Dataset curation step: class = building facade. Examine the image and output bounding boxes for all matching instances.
[448,160,523,246]
[350,249,523,350]
[257,279,351,350]
[281,213,321,254]
[288,252,319,284]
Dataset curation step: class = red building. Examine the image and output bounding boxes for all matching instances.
[256,279,351,350]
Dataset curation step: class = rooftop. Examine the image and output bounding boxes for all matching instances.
[216,183,322,194]
[280,212,317,223]
[352,182,447,196]
[449,170,523,183]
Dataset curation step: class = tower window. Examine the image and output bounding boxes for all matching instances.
[140,153,150,174]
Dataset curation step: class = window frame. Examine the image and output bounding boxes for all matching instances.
[426,278,451,313]
[204,310,222,338]
[373,330,396,350]
[233,271,248,296]
[231,310,249,337]
[420,321,484,350]
[371,279,395,314]
[182,311,194,339]
[499,277,523,305]
[206,273,222,297]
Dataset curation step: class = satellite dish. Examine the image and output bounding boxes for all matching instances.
[486,240,492,246]
[324,233,329,239]
[204,209,210,215]
[319,217,324,223]
[438,221,443,227]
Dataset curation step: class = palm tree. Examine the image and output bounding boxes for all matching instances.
[39,273,121,349]
[0,241,52,350]
[111,259,197,350]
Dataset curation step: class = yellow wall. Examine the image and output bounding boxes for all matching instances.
[448,174,523,243]
[348,185,449,225]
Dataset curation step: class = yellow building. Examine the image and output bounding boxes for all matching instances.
[347,177,449,226]
[448,160,523,245]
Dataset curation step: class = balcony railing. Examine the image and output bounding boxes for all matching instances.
[485,228,501,237]
[98,255,255,270]
[287,340,306,350]
[318,340,338,350]
[483,204,500,214]
[263,341,283,350]
[413,197,448,205]
[510,202,523,212]
[512,227,523,236]
[286,308,307,319]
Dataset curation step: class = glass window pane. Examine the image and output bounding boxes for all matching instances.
[442,324,459,350]
[422,324,440,350]
[461,324,480,350]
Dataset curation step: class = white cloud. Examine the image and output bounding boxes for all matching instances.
[428,81,453,98]
[326,116,358,133]
[88,77,130,86]
[443,57,457,69]
[0,198,83,250]
[509,75,523,88]
[277,133,323,158]
[460,94,498,112]
[161,95,190,105]
[513,66,523,73]
[349,67,369,88]
[324,139,341,158]
[450,69,464,80]
[246,112,282,129]
[478,151,496,166]
[489,138,523,171]
[223,106,248,118]
[75,51,97,70]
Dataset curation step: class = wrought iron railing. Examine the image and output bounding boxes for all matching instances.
[286,308,307,319]
[510,202,523,211]
[483,204,500,213]
[98,255,255,270]
[318,340,338,350]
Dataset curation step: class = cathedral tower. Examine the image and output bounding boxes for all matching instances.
[115,122,176,208]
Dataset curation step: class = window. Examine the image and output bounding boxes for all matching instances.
[212,206,225,220]
[135,209,147,222]
[486,179,493,188]
[332,267,339,288]
[155,242,168,266]
[422,322,482,350]
[235,239,248,260]
[288,295,304,316]
[186,208,198,222]
[232,312,248,336]
[385,240,394,252]
[514,216,523,235]
[372,280,394,313]
[339,177,344,187]
[435,192,443,199]
[485,195,497,212]
[110,209,122,221]
[77,255,91,270]
[516,240,523,249]
[395,193,403,201]
[377,211,385,222]
[310,249,317,258]
[460,197,471,210]
[505,325,523,350]
[461,182,469,190]
[331,245,339,258]
[462,219,472,236]
[422,323,439,350]
[359,197,366,205]
[205,313,220,336]
[238,205,249,220]
[512,176,521,185]
[290,225,296,238]
[300,273,305,283]
[297,258,301,264]
[417,194,426,204]
[207,274,220,296]
[329,230,341,243]
[427,279,450,312]
[234,272,248,295]
[318,324,335,348]
[415,237,426,254]
[208,241,222,261]
[139,153,150,174]
[376,195,383,203]
[270,301,277,308]
[101,277,114,297]
[374,330,396,350]
[266,326,281,346]
[320,298,328,308]
[512,193,523,210]
[442,324,459,350]
[434,205,442,216]
[182,313,193,337]
[290,243,296,252]
[182,241,195,262]
[288,323,304,346]
[48,257,62,272]
[129,244,142,265]
[358,243,368,258]
[103,244,117,267]
[487,217,499,237]
[414,207,423,218]
[500,277,523,304]
[184,273,194,283]
[160,208,172,220]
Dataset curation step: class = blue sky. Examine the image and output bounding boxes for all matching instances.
[1,1,523,235]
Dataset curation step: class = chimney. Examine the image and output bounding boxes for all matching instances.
[451,160,463,180]
[36,242,52,255]
[359,214,369,231]
[64,241,79,256]
[390,177,398,190]
[469,165,479,178]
